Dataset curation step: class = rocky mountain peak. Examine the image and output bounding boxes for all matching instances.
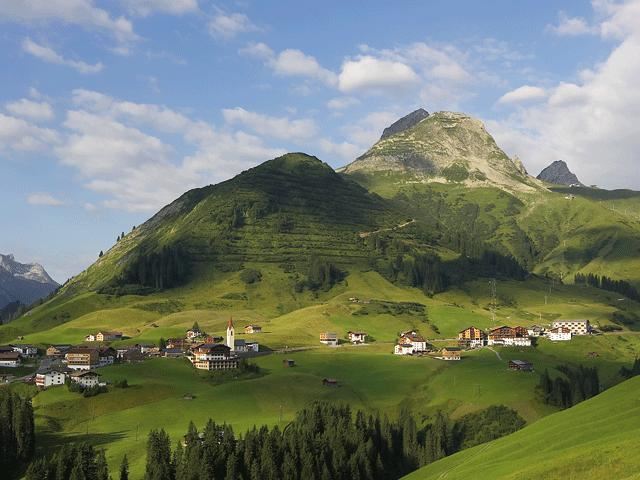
[0,253,58,310]
[536,160,583,186]
[380,108,429,140]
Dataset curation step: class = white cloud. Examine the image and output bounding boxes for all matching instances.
[327,97,360,110]
[241,43,337,86]
[0,113,59,151]
[22,38,103,74]
[208,11,258,39]
[6,98,54,121]
[318,138,363,161]
[222,107,317,142]
[120,0,198,17]
[342,111,400,148]
[338,56,419,93]
[27,192,64,206]
[547,12,596,36]
[489,4,640,189]
[0,0,136,44]
[497,85,547,104]
[56,90,285,212]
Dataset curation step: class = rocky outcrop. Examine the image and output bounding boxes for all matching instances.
[380,108,429,140]
[536,160,583,186]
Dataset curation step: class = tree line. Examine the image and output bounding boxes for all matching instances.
[537,364,600,409]
[575,273,640,302]
[0,389,35,477]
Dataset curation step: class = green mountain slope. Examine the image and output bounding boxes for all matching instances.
[403,376,640,480]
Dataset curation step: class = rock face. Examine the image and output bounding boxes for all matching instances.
[0,254,58,309]
[380,108,429,140]
[342,110,540,193]
[536,160,583,186]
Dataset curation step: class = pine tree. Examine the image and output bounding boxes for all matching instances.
[99,251,104,258]
[119,454,129,480]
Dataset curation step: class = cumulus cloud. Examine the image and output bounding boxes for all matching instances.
[338,56,419,93]
[241,43,337,86]
[27,192,64,206]
[327,97,360,110]
[55,90,285,212]
[5,98,54,121]
[0,113,59,151]
[208,11,258,39]
[490,2,640,189]
[497,85,547,104]
[547,12,596,36]
[222,107,317,142]
[0,0,136,44]
[22,38,103,74]
[317,138,363,162]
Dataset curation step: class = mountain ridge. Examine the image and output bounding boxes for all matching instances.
[0,253,58,309]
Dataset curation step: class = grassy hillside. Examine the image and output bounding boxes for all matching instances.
[404,376,640,480]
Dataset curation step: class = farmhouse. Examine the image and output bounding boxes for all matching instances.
[282,359,296,367]
[65,347,99,370]
[458,327,487,348]
[186,327,202,340]
[46,344,71,357]
[322,378,339,387]
[527,325,545,337]
[394,330,429,354]
[320,332,338,346]
[96,331,122,342]
[441,347,462,361]
[163,348,184,358]
[552,319,590,335]
[190,343,239,370]
[0,352,22,367]
[244,325,262,334]
[347,331,367,344]
[10,344,38,357]
[84,334,96,342]
[547,327,572,341]
[98,347,116,366]
[487,326,532,347]
[69,370,101,388]
[508,360,534,372]
[35,370,66,388]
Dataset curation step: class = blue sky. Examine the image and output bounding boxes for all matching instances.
[1,0,640,281]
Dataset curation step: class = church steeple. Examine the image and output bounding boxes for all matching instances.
[226,316,235,351]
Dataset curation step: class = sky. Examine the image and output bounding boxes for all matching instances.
[1,0,640,282]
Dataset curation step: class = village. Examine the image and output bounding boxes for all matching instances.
[0,316,593,390]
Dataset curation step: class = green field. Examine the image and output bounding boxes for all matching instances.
[404,375,640,480]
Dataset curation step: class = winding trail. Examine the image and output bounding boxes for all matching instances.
[486,346,503,361]
[358,218,416,238]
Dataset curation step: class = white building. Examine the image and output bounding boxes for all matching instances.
[85,334,96,342]
[0,352,22,367]
[320,332,338,346]
[527,325,544,337]
[547,327,572,341]
[11,344,38,357]
[347,331,367,344]
[552,320,590,335]
[233,339,259,353]
[69,370,101,388]
[35,370,66,388]
[394,344,415,355]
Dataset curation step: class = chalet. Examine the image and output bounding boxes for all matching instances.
[441,347,462,361]
[46,344,71,357]
[394,330,429,354]
[0,352,22,367]
[347,331,367,344]
[69,370,101,388]
[244,325,262,334]
[232,339,259,353]
[98,347,116,366]
[65,347,99,370]
[458,327,487,348]
[0,345,14,354]
[139,344,159,354]
[527,325,545,337]
[322,378,339,387]
[96,331,123,342]
[11,344,38,357]
[320,332,338,346]
[166,338,188,349]
[186,327,202,340]
[508,360,534,372]
[84,334,96,342]
[35,370,66,388]
[547,327,572,341]
[487,326,531,347]
[282,359,296,367]
[190,344,238,370]
[552,320,590,335]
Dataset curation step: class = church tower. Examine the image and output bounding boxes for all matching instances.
[226,317,235,351]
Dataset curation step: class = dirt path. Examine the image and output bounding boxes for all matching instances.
[486,347,503,361]
[359,218,416,238]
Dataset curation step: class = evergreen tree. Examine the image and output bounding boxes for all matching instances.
[119,454,129,480]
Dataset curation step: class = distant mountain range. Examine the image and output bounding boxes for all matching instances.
[0,253,58,310]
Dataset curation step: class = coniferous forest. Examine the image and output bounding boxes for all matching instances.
[574,273,640,301]
[537,365,600,409]
[0,389,35,477]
